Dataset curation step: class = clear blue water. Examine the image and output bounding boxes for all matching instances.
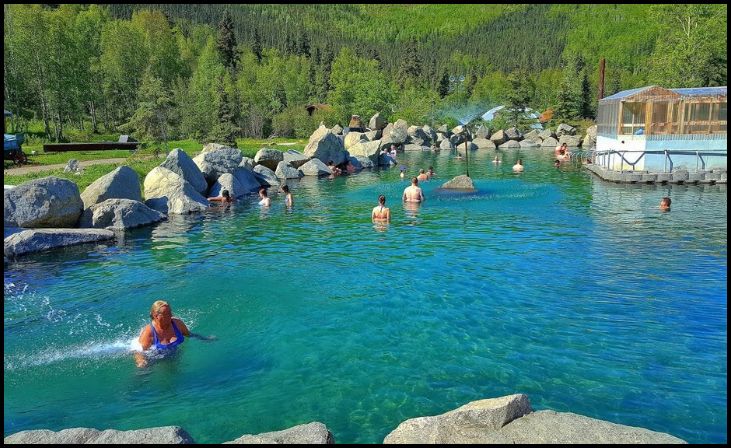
[4,148,727,443]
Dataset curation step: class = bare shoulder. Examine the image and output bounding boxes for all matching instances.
[173,317,191,336]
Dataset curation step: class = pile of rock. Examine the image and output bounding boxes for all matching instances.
[4,394,685,444]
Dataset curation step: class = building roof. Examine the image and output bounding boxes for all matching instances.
[601,85,727,102]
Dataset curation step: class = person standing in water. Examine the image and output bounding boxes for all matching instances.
[512,159,524,173]
[282,185,293,207]
[403,177,425,203]
[259,188,271,207]
[372,195,391,223]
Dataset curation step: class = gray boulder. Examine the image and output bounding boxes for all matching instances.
[559,135,582,147]
[239,157,255,171]
[538,128,556,140]
[523,129,542,143]
[344,132,368,150]
[481,410,686,444]
[192,147,243,185]
[505,127,522,141]
[3,426,194,444]
[449,134,465,147]
[364,130,381,141]
[347,140,381,164]
[475,125,490,139]
[282,150,310,169]
[253,165,280,187]
[422,125,438,143]
[5,228,115,258]
[143,167,209,215]
[4,177,83,228]
[407,126,430,146]
[583,125,597,149]
[519,140,540,148]
[404,144,429,151]
[233,168,264,193]
[369,112,387,130]
[254,148,285,171]
[200,142,228,154]
[275,161,304,179]
[541,137,559,148]
[490,130,507,146]
[353,156,375,169]
[441,175,476,190]
[209,173,246,198]
[557,123,577,136]
[159,148,208,195]
[303,125,348,165]
[472,138,497,149]
[499,140,521,149]
[299,159,332,176]
[331,124,343,135]
[384,394,531,444]
[439,139,455,150]
[64,159,81,174]
[80,166,142,209]
[225,422,334,444]
[79,199,164,230]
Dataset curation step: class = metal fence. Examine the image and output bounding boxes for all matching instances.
[590,149,727,173]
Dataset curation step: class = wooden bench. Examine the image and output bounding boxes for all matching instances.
[42,142,140,152]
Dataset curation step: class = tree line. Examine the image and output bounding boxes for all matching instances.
[3,4,726,144]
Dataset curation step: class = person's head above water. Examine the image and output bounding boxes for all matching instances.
[412,177,419,185]
[149,300,171,320]
[259,187,268,197]
[660,196,671,209]
[282,185,290,194]
[379,194,386,205]
[222,190,230,199]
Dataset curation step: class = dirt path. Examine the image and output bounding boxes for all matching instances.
[4,158,130,176]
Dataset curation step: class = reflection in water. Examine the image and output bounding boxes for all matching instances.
[373,222,389,233]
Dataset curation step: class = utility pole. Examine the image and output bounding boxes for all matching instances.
[598,58,606,100]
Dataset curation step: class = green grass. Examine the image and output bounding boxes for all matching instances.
[5,137,308,190]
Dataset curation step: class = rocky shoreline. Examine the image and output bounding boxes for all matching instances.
[4,394,685,444]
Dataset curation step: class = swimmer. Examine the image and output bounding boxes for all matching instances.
[208,189,234,203]
[371,194,391,223]
[402,177,425,203]
[660,196,671,211]
[258,187,271,207]
[427,166,435,179]
[492,155,501,164]
[417,169,429,181]
[327,160,342,176]
[512,159,524,173]
[554,159,561,168]
[400,168,406,179]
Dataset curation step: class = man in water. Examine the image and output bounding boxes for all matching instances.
[403,177,425,203]
[417,169,429,181]
[512,159,524,173]
[660,196,671,211]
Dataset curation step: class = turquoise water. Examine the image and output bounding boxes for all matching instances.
[4,148,727,444]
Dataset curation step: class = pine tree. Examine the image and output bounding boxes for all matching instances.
[298,32,310,58]
[124,67,174,146]
[216,9,237,72]
[396,40,421,88]
[252,28,262,63]
[438,71,450,98]
[208,75,238,145]
[505,68,535,130]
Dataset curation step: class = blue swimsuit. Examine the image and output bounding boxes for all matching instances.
[150,320,184,350]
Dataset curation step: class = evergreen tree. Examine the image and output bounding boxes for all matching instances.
[555,54,583,121]
[438,71,450,98]
[396,40,421,89]
[297,32,310,58]
[579,68,593,118]
[216,9,237,72]
[252,28,262,63]
[465,71,477,98]
[505,68,535,130]
[208,75,238,145]
[124,67,174,146]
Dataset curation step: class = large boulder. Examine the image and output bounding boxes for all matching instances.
[404,143,428,151]
[422,125,438,143]
[519,139,540,148]
[348,140,382,164]
[275,161,304,179]
[4,426,194,444]
[583,125,598,149]
[143,167,209,215]
[209,173,246,198]
[352,156,375,169]
[472,137,496,150]
[449,133,466,147]
[80,166,142,209]
[159,149,208,195]
[436,124,449,134]
[479,410,686,444]
[233,168,264,193]
[499,140,521,149]
[253,164,280,187]
[344,132,368,150]
[475,125,490,139]
[254,148,285,171]
[282,150,310,169]
[384,394,531,444]
[299,159,332,176]
[4,177,83,228]
[368,112,387,130]
[5,228,115,258]
[239,157,255,171]
[441,175,476,190]
[381,120,409,147]
[505,127,522,141]
[538,128,556,141]
[224,422,334,444]
[79,199,164,230]
[192,147,243,185]
[200,142,228,154]
[407,126,431,146]
[490,129,507,146]
[330,124,343,135]
[523,129,543,144]
[303,125,347,165]
[439,139,455,150]
[556,123,577,136]
[364,130,382,141]
[559,135,582,147]
[541,137,559,148]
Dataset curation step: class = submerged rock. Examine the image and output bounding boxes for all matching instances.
[441,175,476,191]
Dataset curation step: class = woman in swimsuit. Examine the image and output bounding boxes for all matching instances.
[371,195,391,223]
[135,300,190,367]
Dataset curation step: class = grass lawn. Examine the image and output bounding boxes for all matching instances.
[4,137,308,189]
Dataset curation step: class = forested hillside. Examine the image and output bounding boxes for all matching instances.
[4,4,726,143]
